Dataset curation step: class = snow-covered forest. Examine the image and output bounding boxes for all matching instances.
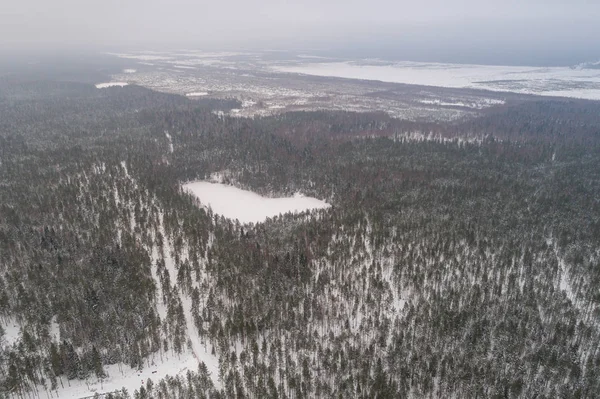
[0,67,599,399]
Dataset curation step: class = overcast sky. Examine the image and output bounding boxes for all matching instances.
[1,0,599,65]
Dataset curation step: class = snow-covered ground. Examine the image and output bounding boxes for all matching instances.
[2,320,205,398]
[154,212,222,388]
[40,352,201,398]
[165,131,174,153]
[183,182,330,224]
[95,82,129,89]
[185,92,209,97]
[0,318,21,347]
[273,61,600,100]
[418,97,505,109]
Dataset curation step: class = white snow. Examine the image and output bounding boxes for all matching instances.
[50,316,61,342]
[242,99,257,108]
[154,212,221,387]
[95,82,129,89]
[183,182,331,224]
[186,92,209,97]
[165,131,174,153]
[0,318,21,347]
[123,69,137,74]
[273,61,600,100]
[35,351,203,399]
[418,98,505,109]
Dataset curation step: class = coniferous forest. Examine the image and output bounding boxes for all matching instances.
[0,63,600,399]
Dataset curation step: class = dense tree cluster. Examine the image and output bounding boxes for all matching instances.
[0,67,599,398]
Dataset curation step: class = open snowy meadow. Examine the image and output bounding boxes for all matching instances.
[183,182,330,224]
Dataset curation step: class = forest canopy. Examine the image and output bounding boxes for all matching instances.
[0,69,599,399]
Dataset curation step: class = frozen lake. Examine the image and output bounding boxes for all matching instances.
[183,182,330,224]
[273,61,600,100]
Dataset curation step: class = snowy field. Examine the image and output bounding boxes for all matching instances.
[273,61,600,100]
[95,82,129,89]
[183,182,330,224]
[0,318,21,347]
[41,352,201,399]
[185,91,209,97]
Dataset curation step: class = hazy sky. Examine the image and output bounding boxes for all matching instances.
[1,0,599,65]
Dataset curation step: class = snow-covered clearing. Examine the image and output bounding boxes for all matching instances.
[38,352,200,398]
[95,82,129,89]
[183,182,330,224]
[50,316,61,342]
[273,61,600,100]
[0,318,21,347]
[185,92,209,97]
[3,295,205,397]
